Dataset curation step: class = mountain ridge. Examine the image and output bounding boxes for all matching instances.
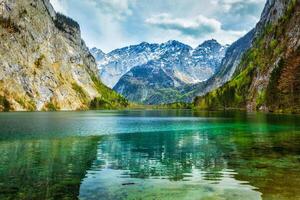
[92,39,227,104]
[194,0,300,113]
[91,39,227,88]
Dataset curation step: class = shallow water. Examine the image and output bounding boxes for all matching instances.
[0,110,299,200]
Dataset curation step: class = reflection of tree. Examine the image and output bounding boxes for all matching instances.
[89,112,300,199]
[95,130,233,182]
[0,137,100,200]
[227,129,300,200]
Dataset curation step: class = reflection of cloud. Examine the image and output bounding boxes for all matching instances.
[146,14,221,37]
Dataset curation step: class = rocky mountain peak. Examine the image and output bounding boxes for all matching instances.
[161,40,192,50]
[196,39,221,49]
[92,39,227,90]
[105,39,228,104]
[90,48,106,62]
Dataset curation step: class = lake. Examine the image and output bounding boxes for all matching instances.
[0,110,299,200]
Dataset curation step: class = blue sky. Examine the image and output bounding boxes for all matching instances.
[50,0,266,52]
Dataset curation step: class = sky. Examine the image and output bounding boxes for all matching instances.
[50,0,266,52]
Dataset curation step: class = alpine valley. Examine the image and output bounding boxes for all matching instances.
[92,0,300,112]
[91,40,227,104]
[2,1,300,200]
[0,0,299,113]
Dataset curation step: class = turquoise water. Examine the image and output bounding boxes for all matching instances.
[0,110,300,200]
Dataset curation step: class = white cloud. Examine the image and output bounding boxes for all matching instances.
[146,14,221,37]
[49,0,266,52]
[91,0,135,21]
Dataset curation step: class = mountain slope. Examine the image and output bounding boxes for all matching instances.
[194,0,300,113]
[107,40,227,104]
[92,40,227,89]
[0,0,127,111]
[181,29,255,102]
[91,42,160,88]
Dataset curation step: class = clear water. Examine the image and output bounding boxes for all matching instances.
[0,110,300,200]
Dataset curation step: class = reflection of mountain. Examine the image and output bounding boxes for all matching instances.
[1,112,300,199]
[79,130,262,199]
[93,131,229,181]
[80,121,300,200]
[0,137,99,200]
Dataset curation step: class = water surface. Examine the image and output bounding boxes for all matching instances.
[0,110,299,200]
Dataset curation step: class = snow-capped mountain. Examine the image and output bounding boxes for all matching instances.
[91,42,160,88]
[91,40,227,88]
[90,48,106,63]
[91,40,228,104]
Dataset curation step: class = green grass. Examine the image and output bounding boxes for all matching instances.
[90,74,129,109]
[16,98,36,111]
[72,83,88,103]
[44,101,60,111]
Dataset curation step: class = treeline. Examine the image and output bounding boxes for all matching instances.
[155,102,193,109]
[55,12,80,31]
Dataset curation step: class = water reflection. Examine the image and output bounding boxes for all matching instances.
[0,111,299,200]
[0,137,99,200]
[78,130,263,199]
[79,126,300,200]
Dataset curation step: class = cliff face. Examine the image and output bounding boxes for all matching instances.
[0,0,127,111]
[182,30,255,102]
[247,0,300,112]
[194,0,300,113]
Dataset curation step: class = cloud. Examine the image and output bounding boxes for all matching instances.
[91,0,135,21]
[217,0,265,17]
[49,0,265,52]
[214,0,265,30]
[49,0,137,52]
[146,14,221,37]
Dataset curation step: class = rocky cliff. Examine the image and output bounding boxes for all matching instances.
[194,0,300,113]
[0,0,127,111]
[182,30,255,102]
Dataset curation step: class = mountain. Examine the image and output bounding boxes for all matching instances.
[90,47,106,61]
[194,0,300,113]
[92,40,227,104]
[91,42,160,88]
[0,0,127,111]
[93,40,227,89]
[181,29,255,102]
